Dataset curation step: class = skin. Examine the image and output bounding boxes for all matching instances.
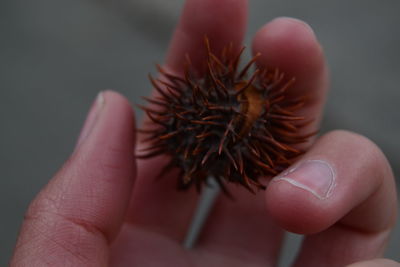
[10,0,399,266]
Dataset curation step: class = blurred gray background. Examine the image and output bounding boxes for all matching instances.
[1,0,399,265]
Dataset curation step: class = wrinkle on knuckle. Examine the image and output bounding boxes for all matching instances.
[20,211,94,265]
[22,209,109,262]
[324,130,391,177]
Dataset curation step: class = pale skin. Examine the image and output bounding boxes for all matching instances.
[11,0,399,266]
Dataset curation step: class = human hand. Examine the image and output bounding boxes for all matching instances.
[11,0,398,266]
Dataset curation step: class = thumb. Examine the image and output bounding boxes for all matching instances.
[11,91,136,267]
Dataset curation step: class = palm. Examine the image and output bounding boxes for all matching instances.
[111,223,272,267]
[110,189,284,267]
[109,145,286,265]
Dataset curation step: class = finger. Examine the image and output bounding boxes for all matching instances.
[346,258,400,267]
[11,91,136,266]
[196,18,328,265]
[252,17,329,136]
[127,0,248,241]
[165,0,248,75]
[265,130,397,266]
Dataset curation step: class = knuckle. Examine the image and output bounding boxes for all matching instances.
[23,202,108,257]
[20,211,97,265]
[324,130,393,178]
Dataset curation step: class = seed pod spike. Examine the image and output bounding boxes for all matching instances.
[148,74,172,101]
[231,46,246,74]
[235,69,260,97]
[141,96,168,107]
[218,118,234,155]
[156,64,186,84]
[201,148,214,166]
[238,52,261,79]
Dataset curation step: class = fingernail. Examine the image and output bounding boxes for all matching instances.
[75,92,105,149]
[272,160,336,199]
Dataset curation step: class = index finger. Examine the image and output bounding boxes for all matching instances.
[128,0,248,241]
[166,0,248,75]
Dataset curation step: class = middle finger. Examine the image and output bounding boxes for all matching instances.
[197,17,328,266]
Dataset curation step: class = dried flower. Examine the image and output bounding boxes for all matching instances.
[138,38,315,195]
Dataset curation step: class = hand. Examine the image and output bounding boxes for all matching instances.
[11,0,398,266]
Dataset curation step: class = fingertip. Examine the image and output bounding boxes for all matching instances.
[266,179,334,234]
[253,17,323,66]
[265,158,338,234]
[179,0,248,36]
[166,0,248,73]
[102,90,136,124]
[252,17,326,93]
[75,90,136,164]
[99,90,136,140]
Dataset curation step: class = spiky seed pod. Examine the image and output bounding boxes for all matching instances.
[138,39,315,195]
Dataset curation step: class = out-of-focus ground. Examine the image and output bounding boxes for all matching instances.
[1,0,399,265]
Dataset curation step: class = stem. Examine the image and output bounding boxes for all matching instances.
[182,177,221,249]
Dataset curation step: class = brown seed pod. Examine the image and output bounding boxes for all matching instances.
[138,39,315,195]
